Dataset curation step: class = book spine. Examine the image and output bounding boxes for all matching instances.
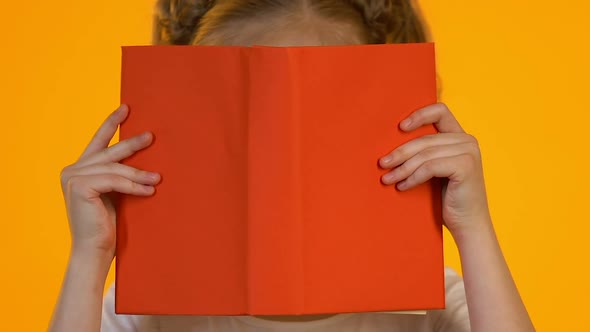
[247,47,304,315]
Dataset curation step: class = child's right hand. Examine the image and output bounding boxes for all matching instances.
[60,105,160,258]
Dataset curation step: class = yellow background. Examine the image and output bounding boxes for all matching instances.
[1,1,588,331]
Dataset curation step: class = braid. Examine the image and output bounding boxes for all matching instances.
[152,0,428,45]
[153,0,216,45]
[388,0,428,43]
[344,0,428,43]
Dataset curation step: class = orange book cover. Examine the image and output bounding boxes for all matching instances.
[116,43,444,315]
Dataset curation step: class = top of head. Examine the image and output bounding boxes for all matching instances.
[153,0,430,47]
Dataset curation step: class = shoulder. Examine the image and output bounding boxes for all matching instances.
[101,283,159,332]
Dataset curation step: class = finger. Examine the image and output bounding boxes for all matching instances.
[79,105,129,160]
[399,103,464,134]
[395,154,474,191]
[379,133,471,169]
[66,174,155,200]
[62,163,160,188]
[381,143,472,185]
[77,131,153,167]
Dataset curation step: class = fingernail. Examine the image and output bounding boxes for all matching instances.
[397,181,408,190]
[400,118,412,129]
[381,156,393,165]
[383,173,396,184]
[147,172,160,180]
[116,104,128,114]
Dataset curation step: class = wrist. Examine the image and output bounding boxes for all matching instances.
[71,237,115,260]
[69,246,114,278]
[449,214,496,249]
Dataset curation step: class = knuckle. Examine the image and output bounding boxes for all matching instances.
[106,173,121,184]
[422,159,436,173]
[393,146,406,160]
[132,168,144,179]
[460,153,477,170]
[465,133,479,145]
[107,163,119,173]
[129,180,141,191]
[59,165,72,183]
[417,159,437,178]
[422,146,438,159]
[106,174,126,191]
[468,144,482,157]
[463,135,481,157]
[100,147,112,159]
[65,175,84,195]
[471,146,482,159]
[422,134,437,141]
[435,102,450,114]
[409,164,428,184]
[396,162,408,175]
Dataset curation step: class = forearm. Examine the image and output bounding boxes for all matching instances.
[49,249,112,332]
[453,217,535,332]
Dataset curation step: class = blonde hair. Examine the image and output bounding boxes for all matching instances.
[153,0,430,46]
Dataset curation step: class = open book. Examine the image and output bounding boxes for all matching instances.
[116,44,444,316]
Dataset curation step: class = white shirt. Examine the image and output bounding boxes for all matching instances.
[101,267,470,332]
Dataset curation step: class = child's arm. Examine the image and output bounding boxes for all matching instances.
[452,215,533,332]
[49,105,160,332]
[49,248,113,331]
[379,103,535,332]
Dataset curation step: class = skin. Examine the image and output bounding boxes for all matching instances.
[49,23,535,332]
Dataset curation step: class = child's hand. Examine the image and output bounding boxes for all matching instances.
[379,103,490,234]
[60,105,161,258]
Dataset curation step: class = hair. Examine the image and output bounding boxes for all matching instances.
[153,0,430,46]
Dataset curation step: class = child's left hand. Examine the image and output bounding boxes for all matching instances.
[379,103,491,234]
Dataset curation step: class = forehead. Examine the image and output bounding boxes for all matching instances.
[197,12,368,46]
[250,25,364,47]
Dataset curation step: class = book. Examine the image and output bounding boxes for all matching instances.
[116,43,444,316]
